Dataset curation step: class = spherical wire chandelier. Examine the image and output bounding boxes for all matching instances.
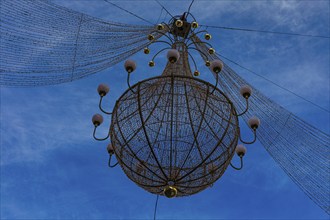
[92,12,260,198]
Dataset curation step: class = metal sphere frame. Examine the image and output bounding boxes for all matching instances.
[110,74,239,197]
[92,11,258,198]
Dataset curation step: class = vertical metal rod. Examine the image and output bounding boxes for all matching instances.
[153,195,159,220]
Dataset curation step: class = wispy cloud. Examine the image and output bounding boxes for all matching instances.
[1,0,329,219]
[1,81,104,165]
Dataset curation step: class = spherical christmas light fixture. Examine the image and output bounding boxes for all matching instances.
[92,114,103,127]
[144,47,150,54]
[205,33,212,40]
[191,21,198,28]
[97,84,110,97]
[248,116,261,130]
[210,60,224,73]
[175,19,183,27]
[240,85,252,99]
[235,144,247,157]
[92,12,260,198]
[167,49,180,63]
[124,60,137,73]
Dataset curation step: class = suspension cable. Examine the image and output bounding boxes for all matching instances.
[156,7,164,24]
[201,25,330,39]
[153,195,159,220]
[187,0,195,14]
[104,0,154,25]
[217,53,330,113]
[154,0,175,20]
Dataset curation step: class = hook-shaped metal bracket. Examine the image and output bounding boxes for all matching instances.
[230,156,243,170]
[233,98,249,117]
[99,96,112,115]
[210,72,219,95]
[93,125,110,141]
[127,72,137,94]
[108,154,119,168]
[239,128,257,144]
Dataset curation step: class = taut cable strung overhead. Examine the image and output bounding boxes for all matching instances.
[192,36,330,214]
[0,0,162,86]
[200,25,330,39]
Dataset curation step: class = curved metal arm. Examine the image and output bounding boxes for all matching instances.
[233,98,249,116]
[149,40,172,47]
[187,47,209,61]
[127,72,137,94]
[108,154,119,168]
[185,30,208,45]
[151,47,171,61]
[230,156,243,170]
[239,128,257,144]
[162,22,171,30]
[188,30,208,39]
[187,40,213,49]
[210,72,219,95]
[183,12,197,22]
[149,30,174,44]
[93,125,110,141]
[99,96,112,115]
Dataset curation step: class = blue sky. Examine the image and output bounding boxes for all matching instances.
[1,0,329,219]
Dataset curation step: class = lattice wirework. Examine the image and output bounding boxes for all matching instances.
[0,0,160,86]
[110,46,239,196]
[192,36,330,214]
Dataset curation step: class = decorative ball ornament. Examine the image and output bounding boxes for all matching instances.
[144,48,150,54]
[208,48,215,54]
[175,19,183,27]
[110,75,239,197]
[235,144,247,157]
[167,49,180,63]
[191,21,198,28]
[164,186,178,198]
[124,60,137,73]
[205,60,211,67]
[148,34,155,41]
[240,85,252,99]
[193,70,200,76]
[92,114,103,127]
[107,143,115,155]
[149,61,155,67]
[210,60,224,73]
[157,24,164,30]
[97,84,110,97]
[205,33,212,40]
[248,116,261,130]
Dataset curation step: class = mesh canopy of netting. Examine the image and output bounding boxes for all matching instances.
[110,46,239,196]
[193,36,330,214]
[0,0,159,86]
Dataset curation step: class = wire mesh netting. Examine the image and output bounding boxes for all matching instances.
[0,0,160,86]
[193,36,330,214]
